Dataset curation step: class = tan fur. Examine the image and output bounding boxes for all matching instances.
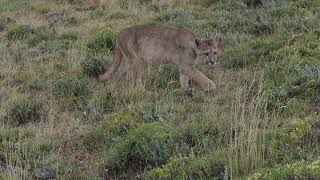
[98,25,219,91]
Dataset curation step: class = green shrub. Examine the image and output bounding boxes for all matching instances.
[97,123,180,175]
[242,0,263,7]
[81,109,142,150]
[52,75,89,96]
[8,97,45,125]
[7,25,34,41]
[252,157,320,179]
[144,151,228,179]
[86,29,117,57]
[221,36,287,68]
[179,118,224,155]
[268,116,320,164]
[81,56,109,78]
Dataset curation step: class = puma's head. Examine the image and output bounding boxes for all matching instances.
[195,37,219,67]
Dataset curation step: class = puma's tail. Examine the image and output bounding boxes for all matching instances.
[98,45,122,81]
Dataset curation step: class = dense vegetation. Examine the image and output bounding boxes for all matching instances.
[0,0,319,179]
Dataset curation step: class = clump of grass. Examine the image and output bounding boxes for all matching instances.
[7,25,34,41]
[52,75,90,96]
[7,97,45,126]
[27,76,48,91]
[86,28,117,57]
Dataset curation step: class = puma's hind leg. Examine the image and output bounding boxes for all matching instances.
[111,58,129,88]
[132,60,145,91]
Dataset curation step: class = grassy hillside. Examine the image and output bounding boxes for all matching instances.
[0,0,319,179]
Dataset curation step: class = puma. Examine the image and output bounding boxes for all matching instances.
[98,25,219,91]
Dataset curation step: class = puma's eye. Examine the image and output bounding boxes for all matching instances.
[213,51,217,55]
[204,52,210,56]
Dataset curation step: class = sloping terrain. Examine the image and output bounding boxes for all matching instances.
[0,0,319,179]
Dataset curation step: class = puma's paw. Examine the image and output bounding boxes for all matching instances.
[204,82,216,92]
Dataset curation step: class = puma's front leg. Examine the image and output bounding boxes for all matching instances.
[132,61,145,91]
[179,70,190,91]
[181,65,216,91]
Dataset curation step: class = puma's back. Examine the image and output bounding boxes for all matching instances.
[116,25,197,65]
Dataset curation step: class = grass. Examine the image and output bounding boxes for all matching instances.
[0,0,319,179]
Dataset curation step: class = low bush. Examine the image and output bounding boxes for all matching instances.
[144,154,227,179]
[252,157,320,179]
[7,25,34,41]
[86,29,117,57]
[97,123,181,176]
[81,108,142,150]
[268,116,320,164]
[52,75,89,96]
[81,56,109,78]
[7,97,45,126]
